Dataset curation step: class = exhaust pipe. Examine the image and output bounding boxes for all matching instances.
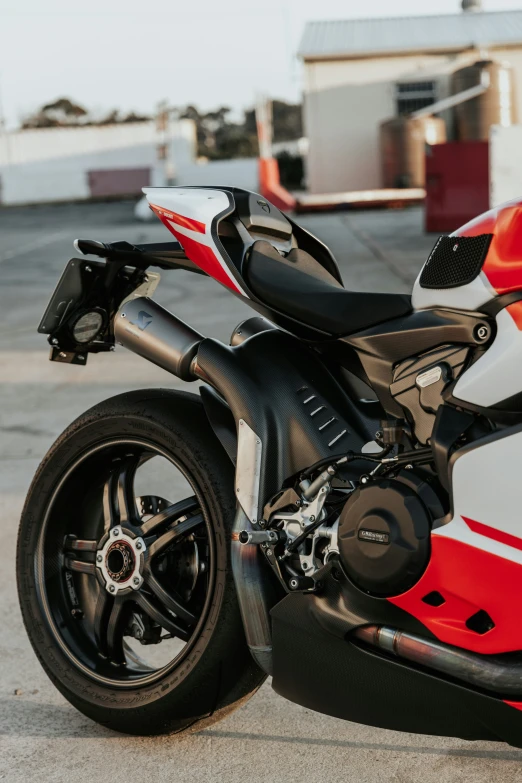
[114,297,203,381]
[115,297,275,673]
[355,625,522,697]
[230,316,277,347]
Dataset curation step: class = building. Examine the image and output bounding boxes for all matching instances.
[0,120,259,206]
[0,120,196,205]
[298,4,522,194]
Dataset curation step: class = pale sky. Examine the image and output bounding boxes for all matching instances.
[1,0,521,128]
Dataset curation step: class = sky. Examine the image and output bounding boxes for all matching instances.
[1,0,521,128]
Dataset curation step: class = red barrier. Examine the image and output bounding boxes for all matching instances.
[258,158,296,212]
[425,141,489,234]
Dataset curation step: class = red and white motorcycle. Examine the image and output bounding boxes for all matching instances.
[16,186,522,745]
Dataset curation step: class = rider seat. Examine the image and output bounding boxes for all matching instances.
[244,240,412,336]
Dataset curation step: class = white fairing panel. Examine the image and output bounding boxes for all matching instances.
[144,186,230,226]
[453,308,522,407]
[411,269,495,312]
[143,186,248,296]
[434,428,522,566]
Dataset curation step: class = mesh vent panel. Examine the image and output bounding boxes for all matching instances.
[419,234,493,289]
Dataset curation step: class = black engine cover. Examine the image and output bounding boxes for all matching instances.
[338,474,440,597]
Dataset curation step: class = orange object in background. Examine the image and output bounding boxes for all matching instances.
[425,141,489,233]
[258,158,296,212]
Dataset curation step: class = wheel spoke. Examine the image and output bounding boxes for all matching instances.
[140,495,199,537]
[63,535,98,553]
[134,591,190,641]
[64,556,96,575]
[103,455,140,532]
[102,470,119,533]
[93,591,127,662]
[143,571,197,625]
[116,455,140,526]
[147,513,204,560]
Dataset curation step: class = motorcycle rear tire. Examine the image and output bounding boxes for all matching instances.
[17,389,265,735]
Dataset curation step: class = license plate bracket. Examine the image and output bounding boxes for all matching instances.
[38,256,160,360]
[38,258,106,336]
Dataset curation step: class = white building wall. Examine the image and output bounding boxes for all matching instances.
[490,124,522,207]
[304,80,394,194]
[0,120,196,205]
[176,157,258,191]
[303,46,522,193]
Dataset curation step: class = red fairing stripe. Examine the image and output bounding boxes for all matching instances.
[155,214,242,294]
[389,535,522,654]
[462,516,522,552]
[149,203,206,234]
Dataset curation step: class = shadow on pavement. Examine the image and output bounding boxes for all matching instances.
[198,729,522,761]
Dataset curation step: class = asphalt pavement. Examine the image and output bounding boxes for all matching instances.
[2,200,521,782]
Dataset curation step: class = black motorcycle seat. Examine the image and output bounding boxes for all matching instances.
[244,240,412,336]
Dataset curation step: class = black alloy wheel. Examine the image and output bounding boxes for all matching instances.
[38,439,213,686]
[18,390,265,734]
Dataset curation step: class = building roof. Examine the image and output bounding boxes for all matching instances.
[299,10,522,61]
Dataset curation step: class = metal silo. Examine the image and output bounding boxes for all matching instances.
[452,60,518,141]
[380,115,447,188]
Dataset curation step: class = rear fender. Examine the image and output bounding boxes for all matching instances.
[200,385,237,465]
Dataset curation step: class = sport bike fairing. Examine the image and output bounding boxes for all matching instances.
[413,199,522,408]
[392,425,522,656]
[145,188,248,295]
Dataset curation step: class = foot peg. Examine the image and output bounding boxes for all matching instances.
[238,530,280,545]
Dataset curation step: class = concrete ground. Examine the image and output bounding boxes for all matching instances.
[1,201,521,782]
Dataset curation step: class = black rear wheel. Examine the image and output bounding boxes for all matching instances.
[17,389,265,735]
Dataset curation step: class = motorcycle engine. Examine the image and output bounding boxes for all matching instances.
[337,472,444,597]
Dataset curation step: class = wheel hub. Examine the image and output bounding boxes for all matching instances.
[106,541,134,582]
[96,526,146,594]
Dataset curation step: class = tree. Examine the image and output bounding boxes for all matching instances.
[21,98,150,129]
[178,105,258,159]
[22,97,88,129]
[179,99,302,160]
[244,100,303,144]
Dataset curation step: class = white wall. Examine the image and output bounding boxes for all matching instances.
[0,120,195,166]
[0,120,196,205]
[304,80,394,193]
[303,46,522,194]
[490,124,522,207]
[176,157,258,191]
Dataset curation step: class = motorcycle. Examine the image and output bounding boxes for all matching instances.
[16,186,522,744]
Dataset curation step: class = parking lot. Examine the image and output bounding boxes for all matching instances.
[1,200,521,782]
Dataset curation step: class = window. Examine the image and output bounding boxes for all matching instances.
[396,81,437,116]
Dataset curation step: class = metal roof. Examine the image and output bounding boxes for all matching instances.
[299,10,522,60]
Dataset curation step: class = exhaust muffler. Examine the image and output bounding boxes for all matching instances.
[114,297,275,672]
[114,297,203,381]
[355,625,522,697]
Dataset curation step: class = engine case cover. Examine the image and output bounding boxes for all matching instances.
[338,475,439,597]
